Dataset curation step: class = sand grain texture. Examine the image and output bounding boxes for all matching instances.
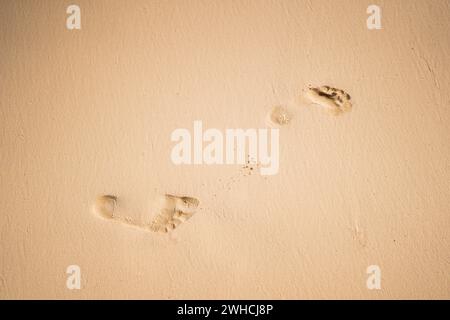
[0,0,449,299]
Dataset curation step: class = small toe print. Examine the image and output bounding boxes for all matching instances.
[176,196,200,212]
[149,208,178,233]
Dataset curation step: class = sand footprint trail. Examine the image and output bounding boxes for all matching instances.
[93,194,199,233]
[267,84,353,126]
[92,84,351,233]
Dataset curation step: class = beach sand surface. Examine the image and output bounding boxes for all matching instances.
[0,0,449,299]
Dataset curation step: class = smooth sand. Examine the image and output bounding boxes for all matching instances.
[0,0,449,299]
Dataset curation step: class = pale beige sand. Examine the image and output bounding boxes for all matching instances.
[0,0,449,299]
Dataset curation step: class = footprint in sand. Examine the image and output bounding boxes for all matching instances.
[92,194,199,233]
[149,195,199,233]
[266,105,292,127]
[93,195,117,219]
[304,85,352,115]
